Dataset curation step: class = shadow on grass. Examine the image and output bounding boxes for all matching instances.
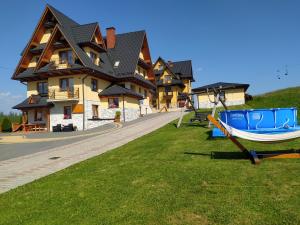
[173,123,209,128]
[184,151,249,160]
[185,149,300,161]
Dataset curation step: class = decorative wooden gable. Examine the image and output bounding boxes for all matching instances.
[12,6,59,78]
[92,25,106,49]
[139,34,154,81]
[36,26,84,70]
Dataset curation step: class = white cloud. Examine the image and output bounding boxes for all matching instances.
[0,91,25,114]
[0,92,11,97]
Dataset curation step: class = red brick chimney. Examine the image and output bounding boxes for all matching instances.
[106,27,116,49]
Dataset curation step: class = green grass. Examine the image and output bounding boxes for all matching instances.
[0,88,299,225]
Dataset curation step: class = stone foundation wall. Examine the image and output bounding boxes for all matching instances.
[49,101,142,131]
[49,102,83,131]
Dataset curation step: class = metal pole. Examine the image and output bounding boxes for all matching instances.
[122,95,125,122]
[82,75,89,130]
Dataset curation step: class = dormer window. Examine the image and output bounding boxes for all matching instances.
[159,65,164,70]
[114,61,120,68]
[90,51,97,65]
[164,75,172,83]
[59,50,73,64]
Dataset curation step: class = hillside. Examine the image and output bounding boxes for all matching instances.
[247,86,300,109]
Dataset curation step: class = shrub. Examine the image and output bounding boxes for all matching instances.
[115,111,121,117]
[1,117,12,132]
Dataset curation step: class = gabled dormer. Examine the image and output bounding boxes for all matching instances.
[12,4,79,79]
[135,33,154,81]
[36,26,83,71]
[153,57,180,84]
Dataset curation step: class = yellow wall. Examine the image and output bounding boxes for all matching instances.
[27,81,40,97]
[153,59,163,70]
[139,51,144,60]
[28,56,39,68]
[50,48,76,69]
[135,65,148,78]
[83,47,100,66]
[40,29,52,44]
[26,75,146,109]
[158,86,182,108]
[100,96,139,109]
[84,76,111,102]
[197,88,245,103]
[182,79,191,93]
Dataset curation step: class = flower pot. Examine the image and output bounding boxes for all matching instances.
[114,116,121,123]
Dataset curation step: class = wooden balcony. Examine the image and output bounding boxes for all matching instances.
[48,88,79,102]
[163,91,173,98]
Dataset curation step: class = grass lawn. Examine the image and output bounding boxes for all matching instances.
[0,88,299,225]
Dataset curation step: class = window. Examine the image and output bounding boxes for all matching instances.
[158,65,164,70]
[139,87,141,93]
[114,61,120,68]
[108,98,119,108]
[165,86,171,92]
[90,51,97,65]
[164,75,172,83]
[37,82,48,96]
[144,90,147,98]
[60,78,74,91]
[92,105,99,118]
[59,50,73,64]
[130,84,135,91]
[63,106,72,119]
[91,79,98,92]
[34,110,43,121]
[220,91,225,101]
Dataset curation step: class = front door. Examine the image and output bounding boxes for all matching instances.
[166,99,171,108]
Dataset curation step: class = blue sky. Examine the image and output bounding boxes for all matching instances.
[0,0,300,113]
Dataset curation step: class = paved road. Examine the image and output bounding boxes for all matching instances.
[0,111,182,193]
[0,113,160,161]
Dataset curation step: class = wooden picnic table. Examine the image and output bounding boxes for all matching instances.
[24,123,46,132]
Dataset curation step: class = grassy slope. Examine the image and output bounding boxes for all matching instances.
[0,88,299,225]
[247,86,300,109]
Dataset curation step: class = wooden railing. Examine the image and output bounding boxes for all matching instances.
[48,61,73,70]
[48,88,79,101]
[163,91,173,97]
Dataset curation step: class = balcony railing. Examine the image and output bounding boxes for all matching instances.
[48,88,79,101]
[48,61,74,70]
[163,91,173,97]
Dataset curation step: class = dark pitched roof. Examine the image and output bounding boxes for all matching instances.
[15,5,154,89]
[170,60,194,81]
[154,57,194,82]
[99,84,144,99]
[47,4,79,27]
[192,82,250,93]
[153,57,180,80]
[13,96,54,110]
[71,23,98,44]
[107,31,145,76]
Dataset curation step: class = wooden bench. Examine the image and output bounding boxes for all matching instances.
[190,112,211,123]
